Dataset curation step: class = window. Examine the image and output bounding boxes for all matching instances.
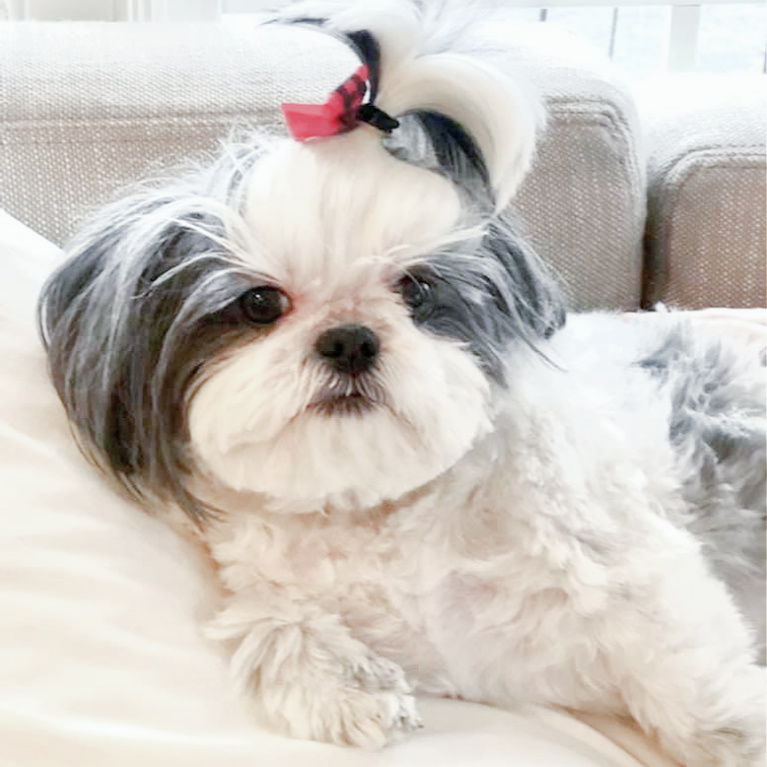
[220,0,767,75]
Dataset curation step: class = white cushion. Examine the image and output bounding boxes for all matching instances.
[0,209,62,328]
[0,213,671,767]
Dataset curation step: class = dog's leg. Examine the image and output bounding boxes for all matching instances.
[608,558,765,767]
[206,587,421,748]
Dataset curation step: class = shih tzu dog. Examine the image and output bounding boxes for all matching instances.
[38,2,765,765]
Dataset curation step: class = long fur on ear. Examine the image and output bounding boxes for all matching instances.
[280,0,545,210]
[38,143,270,523]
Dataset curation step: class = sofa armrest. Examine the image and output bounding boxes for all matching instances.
[638,74,766,310]
[491,23,645,311]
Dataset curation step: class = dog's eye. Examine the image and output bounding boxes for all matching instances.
[397,274,433,316]
[239,286,289,325]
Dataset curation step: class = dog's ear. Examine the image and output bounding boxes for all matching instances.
[40,200,155,476]
[38,181,252,523]
[39,196,191,503]
[278,3,544,210]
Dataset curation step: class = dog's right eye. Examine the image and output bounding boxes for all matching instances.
[397,273,434,320]
[238,286,289,325]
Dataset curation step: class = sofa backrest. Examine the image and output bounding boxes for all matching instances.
[0,20,645,311]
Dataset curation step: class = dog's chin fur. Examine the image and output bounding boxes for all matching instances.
[38,2,765,764]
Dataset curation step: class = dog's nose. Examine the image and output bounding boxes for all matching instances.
[315,325,380,375]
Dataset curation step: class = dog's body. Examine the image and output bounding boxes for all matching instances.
[204,310,765,759]
[39,2,765,764]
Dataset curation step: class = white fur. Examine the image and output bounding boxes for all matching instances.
[198,312,765,764]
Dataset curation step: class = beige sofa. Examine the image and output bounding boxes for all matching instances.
[1,19,762,314]
[638,74,766,309]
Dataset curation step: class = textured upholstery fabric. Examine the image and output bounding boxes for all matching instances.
[0,22,357,239]
[0,20,644,311]
[494,23,645,312]
[638,75,766,310]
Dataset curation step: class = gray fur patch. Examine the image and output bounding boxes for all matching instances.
[639,325,767,659]
[39,142,272,522]
[398,216,566,383]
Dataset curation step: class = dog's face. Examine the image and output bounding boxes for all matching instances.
[188,131,495,507]
[39,16,565,519]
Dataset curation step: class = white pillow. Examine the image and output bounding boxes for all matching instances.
[0,210,62,329]
[0,212,670,767]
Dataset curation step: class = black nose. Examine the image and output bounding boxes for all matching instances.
[315,325,380,375]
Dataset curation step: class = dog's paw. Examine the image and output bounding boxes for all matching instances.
[318,675,422,749]
[210,596,422,748]
[677,671,766,767]
[682,723,765,767]
[267,652,422,749]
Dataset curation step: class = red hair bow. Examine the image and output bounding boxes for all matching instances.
[282,64,399,142]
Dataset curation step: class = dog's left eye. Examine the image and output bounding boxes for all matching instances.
[238,286,289,325]
[397,273,433,317]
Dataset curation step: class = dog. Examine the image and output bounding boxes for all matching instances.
[38,2,766,764]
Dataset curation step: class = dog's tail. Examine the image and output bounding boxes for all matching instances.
[277,0,544,212]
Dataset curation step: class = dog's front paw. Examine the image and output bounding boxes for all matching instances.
[682,718,765,767]
[319,655,423,749]
[680,672,766,767]
[683,728,765,767]
[264,649,422,749]
[645,666,766,767]
[210,601,422,748]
